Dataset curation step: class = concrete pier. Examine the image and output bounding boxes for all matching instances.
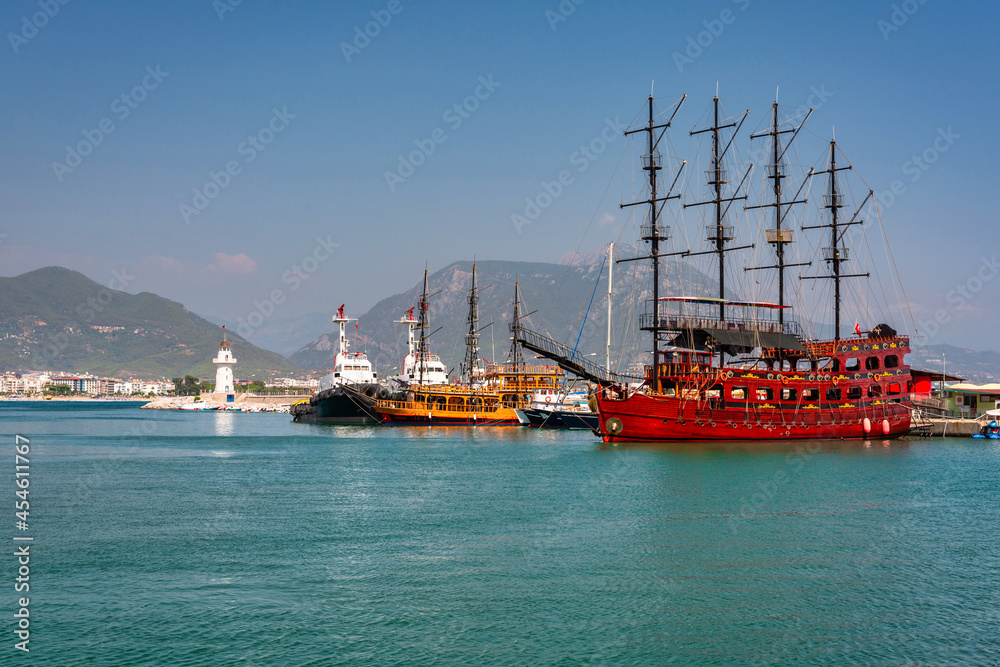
[923,419,985,437]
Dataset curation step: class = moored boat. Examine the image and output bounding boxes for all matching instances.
[374,267,564,426]
[515,92,915,442]
[519,387,599,429]
[291,305,386,424]
[593,93,912,442]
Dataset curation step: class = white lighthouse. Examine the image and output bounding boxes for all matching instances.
[213,333,236,398]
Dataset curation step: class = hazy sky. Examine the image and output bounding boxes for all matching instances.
[1,0,996,350]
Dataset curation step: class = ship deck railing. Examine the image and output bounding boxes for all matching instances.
[639,314,801,336]
[375,398,504,412]
[482,364,565,376]
[803,335,910,357]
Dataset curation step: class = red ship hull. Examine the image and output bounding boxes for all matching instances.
[596,391,910,442]
[596,336,913,443]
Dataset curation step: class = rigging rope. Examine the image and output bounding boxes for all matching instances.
[570,251,608,362]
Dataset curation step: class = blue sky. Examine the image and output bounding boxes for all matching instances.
[1,0,997,350]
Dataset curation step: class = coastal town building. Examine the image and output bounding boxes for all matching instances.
[0,373,50,393]
[943,383,1000,417]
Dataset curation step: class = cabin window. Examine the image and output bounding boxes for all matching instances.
[731,386,747,400]
[796,359,812,371]
[781,388,797,401]
[756,387,773,401]
[887,383,901,395]
[868,385,883,398]
[845,358,860,371]
[803,388,820,401]
[705,385,724,408]
[885,355,899,368]
[865,356,880,370]
[826,387,842,401]
[847,387,862,400]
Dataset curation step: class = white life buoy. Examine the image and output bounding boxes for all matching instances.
[545,396,551,403]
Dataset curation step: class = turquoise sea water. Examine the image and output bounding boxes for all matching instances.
[2,401,999,665]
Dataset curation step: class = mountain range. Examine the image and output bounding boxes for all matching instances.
[3,263,998,385]
[289,249,727,376]
[0,267,300,380]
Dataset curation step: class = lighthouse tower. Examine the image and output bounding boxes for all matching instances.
[214,333,237,399]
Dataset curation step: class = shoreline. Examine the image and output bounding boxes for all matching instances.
[0,396,151,402]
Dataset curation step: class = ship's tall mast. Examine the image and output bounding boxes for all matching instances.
[747,101,812,327]
[826,142,847,339]
[686,96,751,321]
[508,281,523,372]
[417,269,429,386]
[606,242,613,371]
[461,263,481,382]
[622,94,685,393]
[802,137,871,339]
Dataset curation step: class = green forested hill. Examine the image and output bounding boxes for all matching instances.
[0,267,300,379]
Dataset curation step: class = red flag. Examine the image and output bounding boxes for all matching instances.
[355,322,359,330]
[854,322,862,335]
[222,325,225,329]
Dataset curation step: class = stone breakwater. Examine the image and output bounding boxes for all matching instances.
[141,395,293,413]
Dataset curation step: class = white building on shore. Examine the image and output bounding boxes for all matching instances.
[214,334,237,400]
